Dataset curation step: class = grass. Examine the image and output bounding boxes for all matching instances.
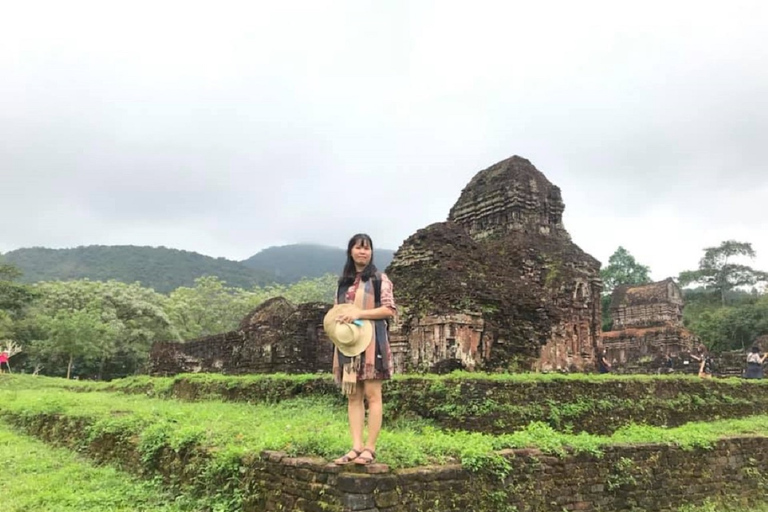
[3,375,768,470]
[3,416,764,512]
[3,374,768,511]
[0,424,201,512]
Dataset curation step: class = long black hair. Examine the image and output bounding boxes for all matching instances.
[338,233,378,287]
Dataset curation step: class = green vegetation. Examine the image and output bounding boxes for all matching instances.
[0,426,197,511]
[1,245,274,292]
[1,243,396,290]
[677,240,768,351]
[679,240,768,306]
[600,246,652,296]
[684,288,768,351]
[3,374,768,471]
[1,272,339,380]
[3,374,768,511]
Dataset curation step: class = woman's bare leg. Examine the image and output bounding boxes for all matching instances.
[348,384,365,450]
[334,384,365,464]
[362,380,383,452]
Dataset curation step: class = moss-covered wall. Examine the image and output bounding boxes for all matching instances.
[8,407,768,512]
[252,437,768,512]
[110,374,768,435]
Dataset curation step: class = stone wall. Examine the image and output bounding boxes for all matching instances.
[16,401,768,512]
[149,298,334,376]
[249,437,768,511]
[601,326,697,368]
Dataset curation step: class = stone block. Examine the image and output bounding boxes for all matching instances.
[374,490,399,508]
[341,493,375,511]
[337,473,378,494]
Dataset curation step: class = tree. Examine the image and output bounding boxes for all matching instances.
[166,276,257,339]
[600,247,652,331]
[0,263,36,359]
[0,263,36,316]
[25,279,179,379]
[600,247,652,295]
[684,293,768,351]
[678,240,768,305]
[35,309,114,379]
[166,274,338,340]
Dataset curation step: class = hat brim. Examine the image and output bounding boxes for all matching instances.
[323,304,374,357]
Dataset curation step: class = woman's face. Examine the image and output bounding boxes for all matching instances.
[351,239,372,268]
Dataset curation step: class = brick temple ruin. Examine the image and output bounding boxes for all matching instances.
[149,298,335,375]
[601,278,697,367]
[149,155,603,376]
[386,155,602,373]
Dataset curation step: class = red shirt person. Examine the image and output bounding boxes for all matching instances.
[0,350,9,373]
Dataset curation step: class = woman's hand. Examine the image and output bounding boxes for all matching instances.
[336,307,362,324]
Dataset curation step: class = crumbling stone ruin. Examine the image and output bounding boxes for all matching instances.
[610,278,684,329]
[601,278,696,368]
[386,155,602,373]
[149,155,602,376]
[149,298,334,376]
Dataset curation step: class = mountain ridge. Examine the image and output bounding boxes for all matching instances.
[0,243,396,293]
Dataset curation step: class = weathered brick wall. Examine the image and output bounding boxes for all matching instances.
[601,326,697,369]
[248,437,768,511]
[613,303,682,330]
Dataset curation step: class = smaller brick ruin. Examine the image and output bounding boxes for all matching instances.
[149,298,334,376]
[610,278,683,330]
[602,278,696,368]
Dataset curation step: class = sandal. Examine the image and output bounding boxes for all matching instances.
[354,448,376,465]
[333,449,361,465]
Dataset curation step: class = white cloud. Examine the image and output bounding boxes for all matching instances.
[1,0,767,279]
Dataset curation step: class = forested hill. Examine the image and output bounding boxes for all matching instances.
[1,246,273,293]
[241,243,395,283]
[1,243,396,292]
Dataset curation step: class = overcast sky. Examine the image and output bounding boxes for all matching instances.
[2,1,767,282]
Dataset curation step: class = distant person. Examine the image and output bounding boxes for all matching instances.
[691,347,713,379]
[658,354,675,375]
[597,350,611,374]
[745,346,767,379]
[323,234,396,466]
[0,350,9,373]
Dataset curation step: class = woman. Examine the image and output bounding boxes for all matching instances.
[331,234,396,466]
[745,346,767,379]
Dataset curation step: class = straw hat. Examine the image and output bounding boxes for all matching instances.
[323,304,373,357]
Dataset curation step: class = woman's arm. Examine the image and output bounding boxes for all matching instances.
[358,306,395,320]
[337,305,394,323]
[359,273,396,320]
